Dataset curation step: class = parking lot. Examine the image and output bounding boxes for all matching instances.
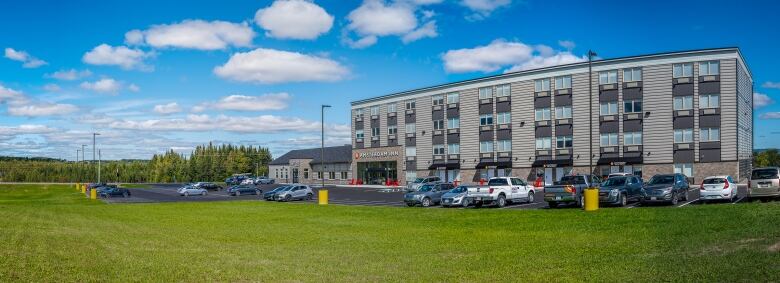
[103,183,754,209]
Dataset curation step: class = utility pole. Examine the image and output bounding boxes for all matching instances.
[93,132,100,183]
[81,144,86,182]
[588,50,597,175]
[76,149,80,182]
[321,104,331,188]
[98,149,101,184]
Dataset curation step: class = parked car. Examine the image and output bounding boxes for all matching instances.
[441,186,470,207]
[275,185,313,201]
[406,176,442,192]
[749,167,780,199]
[255,176,275,185]
[240,178,255,185]
[178,185,207,196]
[599,175,643,206]
[700,175,738,202]
[404,183,455,207]
[99,186,131,198]
[544,174,601,208]
[263,186,290,201]
[227,185,262,196]
[608,172,633,179]
[194,182,222,191]
[467,177,535,208]
[640,173,690,205]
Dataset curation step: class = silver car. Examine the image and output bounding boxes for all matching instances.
[749,167,780,199]
[441,186,470,207]
[275,185,314,201]
[178,185,207,197]
[406,176,442,192]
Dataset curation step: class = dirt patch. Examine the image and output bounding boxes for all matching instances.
[768,241,780,253]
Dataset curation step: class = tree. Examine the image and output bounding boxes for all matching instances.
[754,149,780,167]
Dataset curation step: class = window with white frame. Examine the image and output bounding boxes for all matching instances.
[535,78,550,92]
[674,129,693,143]
[556,136,573,148]
[388,125,397,135]
[624,99,643,113]
[405,100,416,110]
[535,108,551,121]
[479,87,493,99]
[700,128,720,142]
[447,92,459,104]
[624,132,642,145]
[600,133,618,146]
[535,137,552,150]
[674,96,693,110]
[432,95,444,106]
[433,144,445,155]
[355,109,363,118]
[623,67,642,82]
[341,172,348,180]
[673,63,693,78]
[480,114,493,125]
[448,143,460,154]
[370,106,379,116]
[405,123,416,134]
[699,61,719,76]
[433,119,444,130]
[480,141,494,153]
[599,70,618,84]
[356,129,364,139]
[387,103,396,113]
[699,94,720,108]
[555,76,571,89]
[600,102,618,115]
[329,172,336,180]
[372,127,380,136]
[405,146,416,157]
[674,163,693,177]
[496,112,511,124]
[447,117,460,129]
[496,84,511,97]
[555,106,572,119]
[497,140,512,152]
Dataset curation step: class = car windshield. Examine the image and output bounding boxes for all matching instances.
[449,186,467,193]
[488,179,508,186]
[418,185,433,192]
[703,178,726,184]
[271,186,287,192]
[413,178,425,183]
[752,169,779,180]
[603,177,627,186]
[647,175,675,185]
[280,186,293,191]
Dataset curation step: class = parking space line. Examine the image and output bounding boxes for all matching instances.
[677,198,699,207]
[732,197,745,204]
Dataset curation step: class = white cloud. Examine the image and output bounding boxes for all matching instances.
[754,92,773,108]
[43,84,61,92]
[461,0,512,20]
[108,114,345,134]
[195,93,290,112]
[255,0,334,40]
[7,102,79,117]
[343,0,437,48]
[213,48,349,84]
[504,51,586,73]
[47,69,92,80]
[343,35,378,49]
[442,39,586,73]
[0,124,58,140]
[128,84,140,92]
[558,40,576,50]
[80,78,123,94]
[760,112,780,119]
[4,47,47,68]
[0,84,25,103]
[82,44,154,71]
[153,102,182,115]
[125,20,255,50]
[762,81,780,89]
[401,20,437,43]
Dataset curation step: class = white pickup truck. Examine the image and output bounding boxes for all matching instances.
[466,177,536,208]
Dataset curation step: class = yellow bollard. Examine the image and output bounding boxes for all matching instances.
[90,186,97,200]
[318,189,328,205]
[81,184,86,194]
[584,187,599,211]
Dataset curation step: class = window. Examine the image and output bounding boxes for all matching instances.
[623,68,642,82]
[699,61,719,76]
[497,140,512,152]
[446,92,459,104]
[600,102,618,115]
[370,106,379,116]
[496,112,511,124]
[341,172,348,180]
[405,100,416,110]
[447,117,460,129]
[673,63,693,78]
[496,84,511,97]
[624,100,643,113]
[535,108,551,121]
[304,169,309,179]
[480,141,494,153]
[555,76,572,89]
[406,171,417,183]
[479,87,493,99]
[433,144,445,155]
[535,137,552,150]
[556,136,573,148]
[387,103,396,113]
[388,126,397,135]
[405,146,416,157]
[600,133,618,146]
[535,78,550,92]
[371,127,380,137]
[433,119,444,130]
[674,163,693,178]
[674,96,693,110]
[624,132,642,145]
[674,129,693,143]
[699,94,720,108]
[405,123,416,133]
[555,106,572,119]
[355,130,364,139]
[700,128,720,142]
[355,109,363,118]
[599,70,617,84]
[329,172,335,180]
[480,114,493,125]
[448,143,460,154]
[432,95,444,106]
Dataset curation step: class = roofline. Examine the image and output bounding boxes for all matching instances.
[351,47,749,106]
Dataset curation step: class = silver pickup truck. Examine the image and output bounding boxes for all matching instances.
[543,174,601,208]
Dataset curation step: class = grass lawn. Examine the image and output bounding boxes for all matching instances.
[1,184,778,282]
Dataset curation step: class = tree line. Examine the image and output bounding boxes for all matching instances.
[0,143,272,183]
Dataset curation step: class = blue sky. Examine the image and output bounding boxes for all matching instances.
[1,0,778,160]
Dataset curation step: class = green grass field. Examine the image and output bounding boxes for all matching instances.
[1,184,778,282]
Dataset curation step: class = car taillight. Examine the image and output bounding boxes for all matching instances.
[724,181,729,189]
[489,188,494,194]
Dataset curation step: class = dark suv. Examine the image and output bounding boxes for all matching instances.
[599,175,644,206]
[640,173,690,205]
[403,183,454,207]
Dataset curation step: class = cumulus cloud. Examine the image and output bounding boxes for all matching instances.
[754,92,773,108]
[442,39,586,73]
[82,44,154,71]
[558,40,576,51]
[80,78,123,94]
[255,0,334,40]
[0,125,58,140]
[4,47,47,68]
[195,93,290,112]
[213,48,349,84]
[0,84,25,103]
[108,114,346,134]
[124,19,255,50]
[461,0,511,20]
[153,102,182,115]
[7,102,79,117]
[401,20,438,43]
[343,0,438,48]
[46,69,92,80]
[762,81,780,89]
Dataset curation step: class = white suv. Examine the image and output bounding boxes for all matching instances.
[466,177,536,208]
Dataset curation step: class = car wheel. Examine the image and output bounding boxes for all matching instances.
[122,192,129,198]
[235,191,241,196]
[548,202,558,208]
[306,193,313,200]
[496,195,506,208]
[681,189,688,201]
[620,193,628,207]
[285,195,291,202]
[421,197,431,207]
[527,192,535,203]
[671,193,679,205]
[256,189,262,195]
[461,198,470,207]
[184,192,189,197]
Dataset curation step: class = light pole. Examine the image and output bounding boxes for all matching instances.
[98,149,101,183]
[93,132,100,182]
[588,50,597,175]
[321,104,331,189]
[76,149,80,182]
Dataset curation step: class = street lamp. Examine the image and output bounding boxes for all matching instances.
[588,50,597,175]
[93,132,100,183]
[321,104,331,189]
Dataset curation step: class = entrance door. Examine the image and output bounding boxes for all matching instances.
[292,168,299,183]
[544,168,553,186]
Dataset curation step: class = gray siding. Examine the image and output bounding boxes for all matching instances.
[461,88,480,169]
[736,59,753,181]
[416,95,433,170]
[642,63,674,164]
[512,80,535,167]
[720,59,738,161]
[571,72,594,167]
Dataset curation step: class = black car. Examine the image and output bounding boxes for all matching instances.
[263,186,290,201]
[195,182,223,191]
[640,173,690,205]
[227,185,262,196]
[99,187,131,198]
